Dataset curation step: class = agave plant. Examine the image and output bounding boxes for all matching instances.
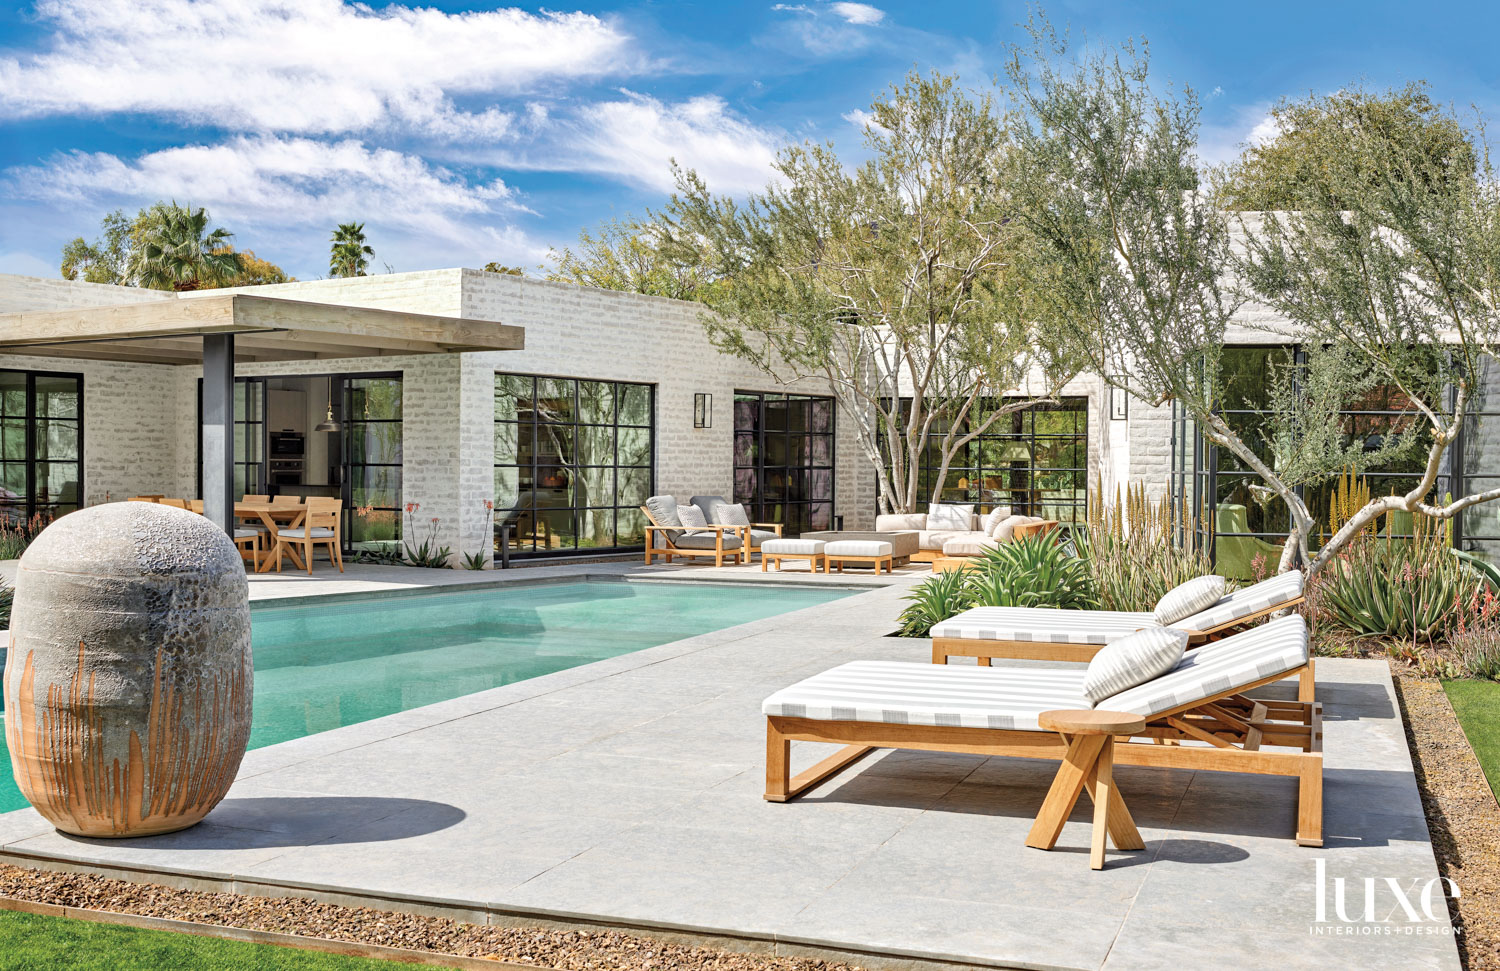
[966,535,1099,610]
[1318,520,1477,641]
[896,569,978,637]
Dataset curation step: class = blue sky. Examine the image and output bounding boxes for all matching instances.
[2,0,1498,282]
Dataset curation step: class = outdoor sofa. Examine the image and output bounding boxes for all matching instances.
[875,502,1055,562]
[928,572,1311,699]
[689,495,783,555]
[763,614,1323,864]
[640,495,745,567]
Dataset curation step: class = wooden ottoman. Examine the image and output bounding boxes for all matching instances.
[824,540,894,575]
[761,538,827,573]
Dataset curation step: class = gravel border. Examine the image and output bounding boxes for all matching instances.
[1393,668,1500,970]
[0,864,866,971]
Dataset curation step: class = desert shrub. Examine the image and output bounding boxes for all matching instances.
[1319,518,1477,641]
[0,579,11,628]
[0,512,53,561]
[966,535,1099,610]
[897,569,978,637]
[1076,481,1212,610]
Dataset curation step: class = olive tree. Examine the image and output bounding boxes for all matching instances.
[1006,18,1500,575]
[657,72,1080,515]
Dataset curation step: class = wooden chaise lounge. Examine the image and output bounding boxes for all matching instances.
[929,572,1312,700]
[763,615,1322,864]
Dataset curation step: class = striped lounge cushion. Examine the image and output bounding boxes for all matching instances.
[1082,627,1188,706]
[1153,575,1226,625]
[1098,615,1308,716]
[762,538,825,555]
[1174,571,1305,632]
[762,661,1090,731]
[929,607,1157,644]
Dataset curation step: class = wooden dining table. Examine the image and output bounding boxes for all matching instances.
[234,501,307,573]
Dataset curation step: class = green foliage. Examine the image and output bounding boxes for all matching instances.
[461,550,490,570]
[1078,481,1212,611]
[658,70,1079,513]
[1318,531,1478,640]
[482,262,526,275]
[896,537,1097,637]
[897,569,977,637]
[62,205,288,289]
[1222,83,1476,211]
[1443,680,1500,800]
[0,907,421,970]
[0,512,53,561]
[545,217,716,301]
[330,222,375,277]
[1452,548,1500,593]
[130,202,243,291]
[966,536,1099,610]
[0,580,11,629]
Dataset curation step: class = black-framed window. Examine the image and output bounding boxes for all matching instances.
[733,391,835,535]
[1171,345,1449,579]
[882,397,1088,525]
[344,375,403,553]
[495,373,654,557]
[195,377,266,498]
[0,369,83,524]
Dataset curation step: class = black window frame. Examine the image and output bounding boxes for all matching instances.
[878,396,1089,525]
[494,371,656,559]
[732,390,838,535]
[0,368,85,524]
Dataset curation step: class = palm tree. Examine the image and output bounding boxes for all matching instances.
[329,222,375,277]
[130,203,242,291]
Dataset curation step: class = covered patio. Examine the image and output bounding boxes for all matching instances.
[0,292,524,536]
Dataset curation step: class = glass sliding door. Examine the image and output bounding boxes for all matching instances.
[733,391,835,535]
[495,372,654,558]
[341,375,403,554]
[0,369,83,524]
[233,378,266,497]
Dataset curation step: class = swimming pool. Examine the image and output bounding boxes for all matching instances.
[0,579,851,814]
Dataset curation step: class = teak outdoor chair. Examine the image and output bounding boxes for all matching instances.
[640,496,744,567]
[929,573,1312,701]
[763,615,1323,865]
[270,497,343,574]
[158,498,188,509]
[688,496,783,558]
[233,528,262,570]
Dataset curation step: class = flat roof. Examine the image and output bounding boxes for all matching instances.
[0,293,524,365]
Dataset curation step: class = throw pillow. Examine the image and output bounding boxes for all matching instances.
[1154,575,1227,626]
[644,495,681,528]
[926,502,974,531]
[980,506,1013,534]
[1082,627,1189,707]
[677,504,711,533]
[713,502,752,526]
[990,514,1032,541]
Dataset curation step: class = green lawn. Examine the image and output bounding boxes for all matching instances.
[0,909,454,970]
[1443,679,1500,801]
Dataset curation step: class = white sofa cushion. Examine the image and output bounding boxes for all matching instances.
[942,535,998,557]
[1082,627,1188,706]
[1154,575,1227,625]
[918,528,984,550]
[991,514,1033,541]
[876,512,927,532]
[980,506,1014,534]
[927,503,974,530]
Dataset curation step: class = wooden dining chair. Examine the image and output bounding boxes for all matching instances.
[243,494,269,504]
[233,529,261,570]
[159,498,188,509]
[271,495,301,505]
[125,497,158,503]
[189,499,204,514]
[271,497,343,574]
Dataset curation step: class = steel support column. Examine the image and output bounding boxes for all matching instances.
[201,334,235,534]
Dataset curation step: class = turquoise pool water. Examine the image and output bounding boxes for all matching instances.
[0,580,849,813]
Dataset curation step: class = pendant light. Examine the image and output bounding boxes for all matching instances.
[314,397,340,433]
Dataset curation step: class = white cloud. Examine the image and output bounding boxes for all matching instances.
[5,136,523,245]
[830,2,884,25]
[1247,112,1283,147]
[1197,105,1278,167]
[0,0,636,137]
[516,91,783,195]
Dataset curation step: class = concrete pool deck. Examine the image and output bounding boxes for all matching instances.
[0,565,1463,970]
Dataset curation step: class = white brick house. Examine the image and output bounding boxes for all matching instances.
[3,268,1491,571]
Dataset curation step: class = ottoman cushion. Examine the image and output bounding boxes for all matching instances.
[762,538,826,556]
[826,540,893,558]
